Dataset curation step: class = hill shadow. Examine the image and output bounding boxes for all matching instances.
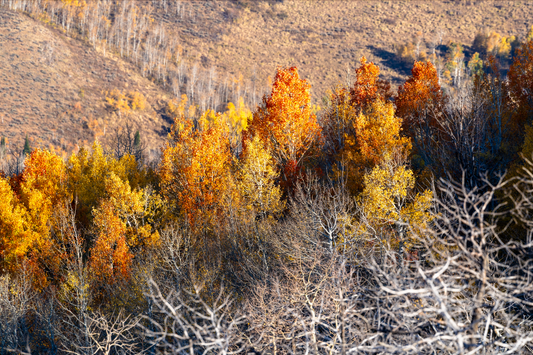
[367,45,412,77]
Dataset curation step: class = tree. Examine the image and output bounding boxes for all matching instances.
[508,39,533,123]
[467,52,484,77]
[357,155,432,253]
[67,140,147,227]
[244,67,321,190]
[527,25,533,43]
[23,136,31,157]
[321,85,357,160]
[17,149,69,289]
[0,137,6,161]
[159,110,234,229]
[20,149,69,234]
[110,123,145,162]
[0,271,32,354]
[133,130,142,162]
[98,172,161,253]
[0,176,29,274]
[236,135,284,223]
[90,198,132,290]
[219,97,253,154]
[353,100,411,166]
[324,58,398,195]
[289,174,354,254]
[133,131,141,150]
[349,56,392,111]
[339,99,411,196]
[144,281,245,354]
[242,174,533,354]
[395,61,445,172]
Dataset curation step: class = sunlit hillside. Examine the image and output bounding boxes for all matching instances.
[1,1,533,354]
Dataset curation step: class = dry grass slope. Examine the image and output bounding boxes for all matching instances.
[1,1,533,156]
[157,0,533,96]
[0,8,173,157]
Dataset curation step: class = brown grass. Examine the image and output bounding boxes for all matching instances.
[0,8,172,157]
[1,1,532,156]
[151,0,533,97]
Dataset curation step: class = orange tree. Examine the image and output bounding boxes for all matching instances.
[350,57,392,110]
[89,171,161,299]
[0,176,29,275]
[244,67,321,192]
[160,110,235,230]
[395,61,445,173]
[159,109,241,289]
[322,57,391,170]
[323,58,407,196]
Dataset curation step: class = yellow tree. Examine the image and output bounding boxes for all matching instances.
[244,67,321,190]
[350,100,433,259]
[0,176,29,274]
[18,149,70,289]
[96,172,161,253]
[219,97,253,153]
[340,99,411,196]
[67,140,147,226]
[358,155,432,253]
[237,135,284,223]
[20,149,69,236]
[0,149,72,289]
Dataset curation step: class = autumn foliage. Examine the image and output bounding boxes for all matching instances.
[395,61,443,122]
[509,40,533,122]
[395,61,444,171]
[350,57,392,110]
[2,50,533,353]
[244,67,321,190]
[160,110,234,228]
[2,55,527,284]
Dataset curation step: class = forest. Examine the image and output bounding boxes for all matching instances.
[1,1,533,354]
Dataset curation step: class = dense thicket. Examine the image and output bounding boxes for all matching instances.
[1,2,533,353]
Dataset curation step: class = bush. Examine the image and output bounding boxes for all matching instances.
[105,89,147,112]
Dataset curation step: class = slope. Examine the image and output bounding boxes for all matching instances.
[0,7,173,159]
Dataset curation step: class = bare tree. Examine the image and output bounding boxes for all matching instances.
[143,280,246,355]
[83,311,141,355]
[0,267,33,355]
[0,152,25,177]
[290,173,354,254]
[51,203,94,355]
[242,172,533,354]
[109,122,146,162]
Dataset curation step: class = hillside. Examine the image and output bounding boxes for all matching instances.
[0,7,173,158]
[152,0,533,93]
[1,1,532,157]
